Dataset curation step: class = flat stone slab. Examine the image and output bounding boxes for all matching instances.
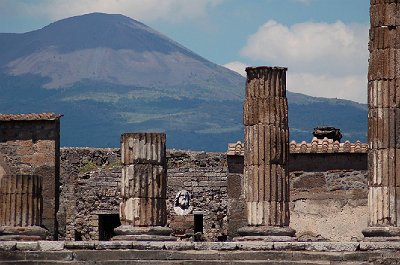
[16,241,39,251]
[114,226,173,236]
[362,227,400,237]
[274,242,307,250]
[64,241,95,249]
[164,241,194,250]
[194,242,238,250]
[38,241,65,251]
[237,226,296,237]
[360,241,400,251]
[112,234,176,241]
[304,242,359,252]
[131,241,166,250]
[237,241,274,250]
[95,241,132,249]
[234,236,296,242]
[0,241,16,251]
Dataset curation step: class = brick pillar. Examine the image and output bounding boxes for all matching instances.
[0,175,47,240]
[114,133,174,241]
[236,66,295,241]
[363,0,400,239]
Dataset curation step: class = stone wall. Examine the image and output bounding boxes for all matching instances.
[166,150,227,241]
[0,114,61,240]
[59,148,228,241]
[227,152,369,241]
[60,148,120,241]
[59,147,368,242]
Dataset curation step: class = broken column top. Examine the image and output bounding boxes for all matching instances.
[0,113,63,121]
[245,66,288,72]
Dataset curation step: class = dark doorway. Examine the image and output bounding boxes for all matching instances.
[98,214,120,241]
[194,213,203,234]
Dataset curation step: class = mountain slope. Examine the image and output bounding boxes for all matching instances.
[0,13,367,151]
[0,13,243,100]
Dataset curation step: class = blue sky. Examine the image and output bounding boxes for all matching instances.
[0,0,370,103]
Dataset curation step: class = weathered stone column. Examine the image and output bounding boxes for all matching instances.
[0,175,47,240]
[363,0,400,239]
[114,133,174,241]
[236,66,295,241]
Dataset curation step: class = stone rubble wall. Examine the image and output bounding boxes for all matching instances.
[59,148,228,241]
[59,147,368,242]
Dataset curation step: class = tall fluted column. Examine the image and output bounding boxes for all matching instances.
[363,0,400,239]
[0,175,47,240]
[114,133,174,241]
[237,66,295,241]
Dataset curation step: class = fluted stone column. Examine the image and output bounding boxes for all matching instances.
[363,0,400,239]
[114,133,174,241]
[0,175,47,240]
[236,66,295,241]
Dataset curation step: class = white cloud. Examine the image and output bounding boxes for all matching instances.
[291,0,313,5]
[240,20,369,103]
[8,0,224,22]
[288,73,367,103]
[223,61,249,77]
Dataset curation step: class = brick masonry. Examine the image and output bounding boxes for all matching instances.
[59,147,368,242]
[0,116,61,240]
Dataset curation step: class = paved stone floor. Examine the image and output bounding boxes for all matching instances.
[1,241,400,264]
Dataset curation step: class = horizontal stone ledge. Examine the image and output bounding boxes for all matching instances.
[6,240,400,253]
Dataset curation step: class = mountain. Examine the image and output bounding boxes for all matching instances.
[0,13,367,151]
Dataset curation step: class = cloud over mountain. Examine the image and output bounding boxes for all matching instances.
[239,20,369,103]
[0,0,224,22]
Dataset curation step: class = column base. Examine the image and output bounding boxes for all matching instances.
[234,226,296,242]
[0,226,48,241]
[112,225,176,241]
[362,227,400,241]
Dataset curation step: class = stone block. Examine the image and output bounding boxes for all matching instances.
[16,241,38,251]
[119,197,166,226]
[64,241,95,249]
[73,250,170,261]
[95,241,132,249]
[121,133,166,165]
[369,49,400,80]
[131,241,166,250]
[360,241,400,250]
[121,164,166,199]
[38,241,65,251]
[273,241,306,250]
[370,2,400,27]
[236,241,274,250]
[170,214,194,236]
[164,241,194,250]
[370,26,400,51]
[304,242,359,252]
[0,241,16,251]
[194,242,237,250]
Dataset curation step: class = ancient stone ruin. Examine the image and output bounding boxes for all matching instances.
[2,1,400,263]
[237,66,295,240]
[0,113,62,240]
[363,0,400,239]
[114,133,174,241]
